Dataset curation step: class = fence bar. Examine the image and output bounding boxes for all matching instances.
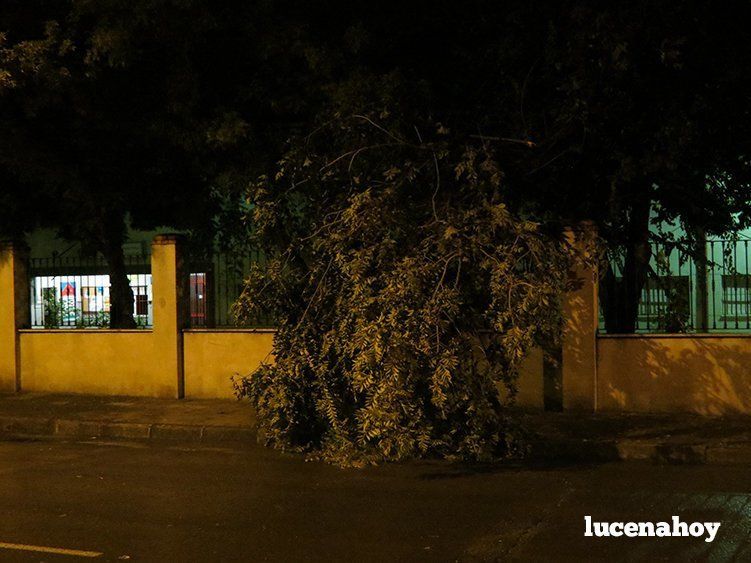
[746,241,750,329]
[713,240,719,331]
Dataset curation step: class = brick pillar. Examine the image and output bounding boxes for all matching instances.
[151,234,189,398]
[0,241,30,392]
[561,222,599,411]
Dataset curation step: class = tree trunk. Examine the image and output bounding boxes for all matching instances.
[101,217,136,329]
[690,227,709,332]
[600,198,652,333]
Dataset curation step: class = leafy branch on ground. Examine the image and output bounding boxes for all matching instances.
[233,112,577,466]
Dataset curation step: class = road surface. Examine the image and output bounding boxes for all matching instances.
[1,439,750,561]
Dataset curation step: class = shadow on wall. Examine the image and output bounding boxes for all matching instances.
[597,336,751,415]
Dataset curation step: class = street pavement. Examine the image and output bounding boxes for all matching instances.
[1,438,751,562]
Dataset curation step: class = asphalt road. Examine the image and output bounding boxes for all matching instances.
[1,439,751,562]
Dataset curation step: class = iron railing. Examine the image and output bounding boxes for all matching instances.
[187,249,273,328]
[29,247,272,329]
[31,237,751,333]
[602,239,751,333]
[29,254,152,329]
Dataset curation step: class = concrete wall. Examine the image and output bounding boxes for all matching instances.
[516,346,544,409]
[183,329,275,399]
[2,235,188,398]
[182,331,545,404]
[562,224,599,411]
[597,335,751,415]
[0,242,28,392]
[14,325,541,403]
[11,223,751,414]
[1,236,549,403]
[18,330,174,396]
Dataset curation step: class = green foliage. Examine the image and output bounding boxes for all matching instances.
[42,291,112,329]
[234,114,575,465]
[42,291,69,329]
[79,310,112,329]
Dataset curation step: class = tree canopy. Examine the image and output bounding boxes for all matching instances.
[0,0,311,324]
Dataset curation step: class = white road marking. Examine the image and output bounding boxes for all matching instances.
[0,541,103,557]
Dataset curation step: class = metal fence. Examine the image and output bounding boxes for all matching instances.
[32,237,751,333]
[29,248,272,329]
[29,254,152,329]
[603,239,751,333]
[188,248,273,328]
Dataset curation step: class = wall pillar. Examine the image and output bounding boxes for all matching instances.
[151,234,189,398]
[561,222,599,411]
[0,241,30,392]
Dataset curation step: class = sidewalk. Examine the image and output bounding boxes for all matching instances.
[4,393,751,464]
[525,410,751,465]
[0,392,256,444]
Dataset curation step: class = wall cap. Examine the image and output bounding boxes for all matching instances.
[18,329,153,334]
[152,233,186,246]
[183,328,277,334]
[598,332,751,339]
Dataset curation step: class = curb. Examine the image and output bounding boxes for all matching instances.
[0,416,255,444]
[6,415,750,463]
[532,437,751,465]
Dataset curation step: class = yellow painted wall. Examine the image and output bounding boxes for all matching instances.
[183,331,545,405]
[14,235,185,398]
[18,330,178,396]
[0,248,18,392]
[0,243,28,393]
[561,224,599,411]
[597,335,751,415]
[2,236,543,404]
[17,329,273,399]
[183,330,275,399]
[150,235,187,398]
[516,347,544,409]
